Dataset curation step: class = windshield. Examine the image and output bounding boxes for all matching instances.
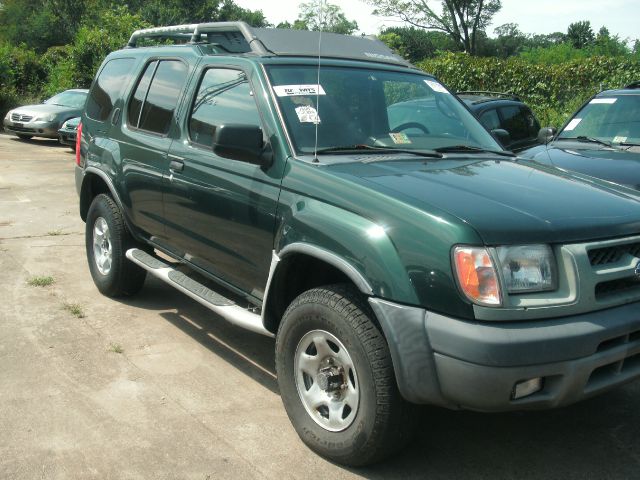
[557,94,640,145]
[45,90,87,108]
[266,65,502,154]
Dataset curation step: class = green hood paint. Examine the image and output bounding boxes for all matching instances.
[321,156,640,245]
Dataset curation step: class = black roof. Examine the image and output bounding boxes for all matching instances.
[127,22,412,67]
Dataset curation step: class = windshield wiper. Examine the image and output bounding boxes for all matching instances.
[558,136,615,148]
[433,145,516,157]
[618,141,640,147]
[314,144,443,158]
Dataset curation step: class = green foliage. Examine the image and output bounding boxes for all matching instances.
[419,52,640,128]
[379,27,459,62]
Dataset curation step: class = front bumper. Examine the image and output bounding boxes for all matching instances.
[58,128,77,146]
[369,298,640,411]
[3,118,59,138]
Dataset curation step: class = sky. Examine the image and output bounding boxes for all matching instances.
[234,0,640,41]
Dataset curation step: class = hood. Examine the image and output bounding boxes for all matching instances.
[12,103,80,117]
[544,141,640,191]
[324,155,640,245]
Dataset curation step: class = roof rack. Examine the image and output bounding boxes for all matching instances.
[126,22,412,67]
[127,22,270,54]
[456,90,521,103]
[624,81,640,89]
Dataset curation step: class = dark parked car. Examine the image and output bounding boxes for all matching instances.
[458,91,541,151]
[520,83,640,191]
[76,23,640,466]
[3,89,88,140]
[58,117,80,149]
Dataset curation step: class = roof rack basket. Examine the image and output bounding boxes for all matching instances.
[125,22,411,67]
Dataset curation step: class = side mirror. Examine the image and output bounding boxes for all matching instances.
[491,128,511,147]
[212,124,272,167]
[537,127,557,144]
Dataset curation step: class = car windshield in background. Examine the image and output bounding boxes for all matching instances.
[45,91,87,108]
[266,66,502,155]
[557,94,640,145]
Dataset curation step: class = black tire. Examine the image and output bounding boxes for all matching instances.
[275,284,412,466]
[85,193,147,297]
[17,134,32,140]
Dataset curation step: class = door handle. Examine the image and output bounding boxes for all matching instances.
[169,159,184,172]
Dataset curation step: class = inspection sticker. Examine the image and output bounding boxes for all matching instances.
[613,136,628,143]
[589,98,617,104]
[564,118,582,131]
[389,132,412,144]
[273,84,326,97]
[424,80,449,94]
[295,105,321,123]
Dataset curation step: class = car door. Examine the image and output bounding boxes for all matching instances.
[164,64,282,301]
[115,57,191,242]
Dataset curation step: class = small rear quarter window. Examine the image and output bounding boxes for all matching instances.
[86,58,135,121]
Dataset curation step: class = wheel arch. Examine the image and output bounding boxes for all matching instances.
[262,244,374,334]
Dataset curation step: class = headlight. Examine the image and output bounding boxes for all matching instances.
[4,110,11,121]
[453,244,557,306]
[35,114,57,122]
[496,245,556,293]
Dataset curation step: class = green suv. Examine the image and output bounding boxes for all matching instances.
[75,22,640,466]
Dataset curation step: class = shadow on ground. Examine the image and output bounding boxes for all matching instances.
[122,277,640,479]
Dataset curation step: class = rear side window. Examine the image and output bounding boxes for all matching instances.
[189,68,261,148]
[479,109,500,131]
[86,58,135,121]
[499,106,539,141]
[127,60,188,135]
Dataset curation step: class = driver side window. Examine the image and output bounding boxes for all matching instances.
[189,68,261,148]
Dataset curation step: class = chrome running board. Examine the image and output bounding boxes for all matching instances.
[126,248,274,337]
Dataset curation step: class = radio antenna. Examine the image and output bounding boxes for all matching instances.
[312,0,325,163]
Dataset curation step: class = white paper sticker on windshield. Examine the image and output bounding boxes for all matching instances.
[295,105,321,123]
[564,118,582,131]
[589,98,617,104]
[425,80,449,94]
[613,135,627,143]
[389,132,412,144]
[274,85,326,97]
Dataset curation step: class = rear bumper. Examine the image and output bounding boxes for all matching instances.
[369,298,640,411]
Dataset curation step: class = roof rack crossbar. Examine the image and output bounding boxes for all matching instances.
[456,90,521,101]
[624,81,640,89]
[126,21,270,54]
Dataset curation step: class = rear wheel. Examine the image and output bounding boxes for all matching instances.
[275,284,412,466]
[85,194,146,297]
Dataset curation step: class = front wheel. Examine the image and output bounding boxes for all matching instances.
[16,134,32,140]
[275,284,412,466]
[85,194,146,297]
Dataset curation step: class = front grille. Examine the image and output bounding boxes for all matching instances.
[11,113,33,122]
[595,277,640,300]
[588,242,640,265]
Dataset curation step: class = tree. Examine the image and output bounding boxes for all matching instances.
[491,22,527,57]
[287,1,358,35]
[567,20,594,49]
[368,0,501,55]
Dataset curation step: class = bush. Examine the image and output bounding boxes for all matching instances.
[418,52,640,127]
[0,42,47,117]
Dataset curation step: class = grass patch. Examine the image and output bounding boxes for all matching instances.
[108,343,124,354]
[47,229,63,236]
[63,302,85,318]
[27,275,54,287]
